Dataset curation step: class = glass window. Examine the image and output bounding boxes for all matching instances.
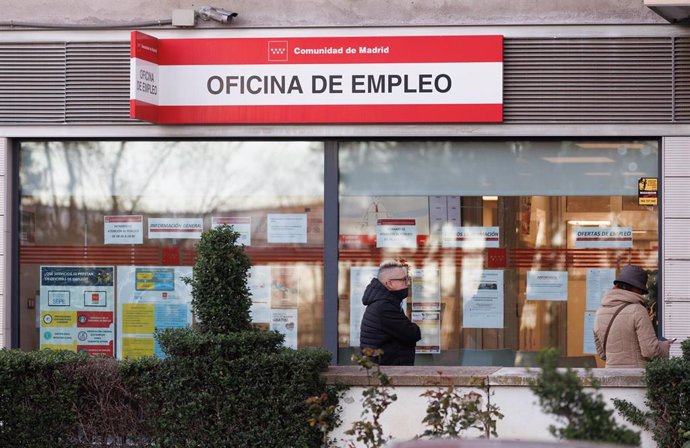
[19,141,324,356]
[338,140,658,367]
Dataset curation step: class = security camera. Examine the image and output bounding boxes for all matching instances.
[197,6,238,24]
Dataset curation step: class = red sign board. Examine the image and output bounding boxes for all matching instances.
[130,32,503,124]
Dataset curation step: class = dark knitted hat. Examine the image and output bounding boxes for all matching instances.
[614,265,649,294]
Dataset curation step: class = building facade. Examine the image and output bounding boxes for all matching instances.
[1,0,689,366]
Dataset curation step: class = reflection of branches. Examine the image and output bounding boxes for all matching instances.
[126,144,174,214]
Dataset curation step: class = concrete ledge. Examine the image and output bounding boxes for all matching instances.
[322,366,500,387]
[323,366,646,388]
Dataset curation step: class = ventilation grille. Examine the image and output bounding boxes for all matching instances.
[504,38,674,123]
[0,43,66,123]
[65,42,132,122]
[0,37,689,124]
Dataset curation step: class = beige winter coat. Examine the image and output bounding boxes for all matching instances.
[593,288,668,368]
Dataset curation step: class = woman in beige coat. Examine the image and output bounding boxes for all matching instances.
[593,265,672,368]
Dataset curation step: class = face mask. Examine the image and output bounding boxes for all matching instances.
[391,287,409,301]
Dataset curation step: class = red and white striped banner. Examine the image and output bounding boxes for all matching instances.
[130,31,503,124]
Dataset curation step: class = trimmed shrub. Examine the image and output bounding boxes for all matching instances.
[0,349,84,448]
[156,326,284,359]
[614,338,690,448]
[529,348,640,446]
[129,347,331,448]
[183,224,253,333]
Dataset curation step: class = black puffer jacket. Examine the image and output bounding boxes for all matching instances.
[359,278,422,365]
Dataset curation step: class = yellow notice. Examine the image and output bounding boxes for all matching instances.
[122,303,155,334]
[41,310,76,327]
[41,343,77,352]
[122,337,154,359]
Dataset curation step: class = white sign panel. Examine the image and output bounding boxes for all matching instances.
[412,311,441,354]
[462,269,504,328]
[270,308,298,349]
[104,215,143,244]
[574,227,633,248]
[212,216,251,246]
[583,311,597,354]
[442,226,500,248]
[411,268,441,311]
[526,271,568,301]
[267,213,307,244]
[148,218,203,239]
[586,268,616,310]
[248,266,271,323]
[376,218,417,248]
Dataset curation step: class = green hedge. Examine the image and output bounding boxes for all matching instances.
[615,338,690,448]
[0,344,332,448]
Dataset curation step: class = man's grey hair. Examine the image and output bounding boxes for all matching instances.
[377,261,406,281]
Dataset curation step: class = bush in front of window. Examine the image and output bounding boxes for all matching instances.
[183,224,253,334]
[529,348,641,446]
[139,224,334,447]
[0,349,83,448]
[614,338,690,448]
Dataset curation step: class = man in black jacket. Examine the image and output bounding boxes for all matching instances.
[360,262,422,365]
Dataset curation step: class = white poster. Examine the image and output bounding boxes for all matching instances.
[148,217,203,239]
[429,196,448,234]
[583,311,597,354]
[248,266,271,323]
[350,266,380,347]
[586,268,616,309]
[413,311,441,354]
[411,268,441,311]
[376,218,417,248]
[574,227,633,248]
[39,266,115,356]
[462,269,504,328]
[526,271,568,301]
[270,308,298,349]
[116,266,194,359]
[212,216,251,246]
[104,215,143,244]
[267,213,307,244]
[442,226,500,248]
[447,196,461,224]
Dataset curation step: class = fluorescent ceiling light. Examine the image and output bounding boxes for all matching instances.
[567,220,611,226]
[482,196,498,201]
[575,143,644,149]
[542,157,615,164]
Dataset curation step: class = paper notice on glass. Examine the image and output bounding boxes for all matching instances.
[350,266,379,347]
[442,226,500,248]
[412,311,441,354]
[447,196,461,224]
[116,266,194,359]
[462,269,504,328]
[104,215,143,245]
[40,266,115,356]
[583,311,597,354]
[429,196,448,234]
[148,218,203,239]
[267,213,307,244]
[574,227,633,248]
[526,271,568,301]
[248,266,271,323]
[376,219,417,248]
[270,266,299,309]
[586,268,615,310]
[270,308,298,349]
[212,217,251,246]
[411,268,441,311]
